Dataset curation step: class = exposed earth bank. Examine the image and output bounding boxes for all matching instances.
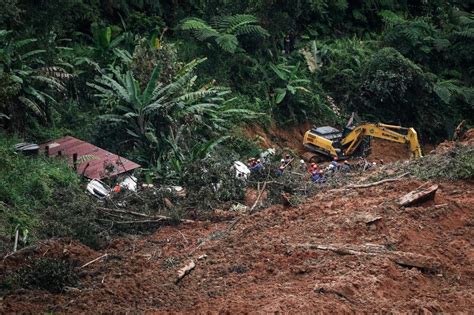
[0,129,473,313]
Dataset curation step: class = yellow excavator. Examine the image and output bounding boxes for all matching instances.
[303,122,422,161]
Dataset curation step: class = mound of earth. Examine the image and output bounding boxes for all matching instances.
[1,176,472,313]
[241,122,312,155]
[435,128,474,154]
[366,139,411,163]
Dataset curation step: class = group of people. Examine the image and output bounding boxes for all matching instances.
[246,153,353,183]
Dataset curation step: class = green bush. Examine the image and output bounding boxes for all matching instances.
[0,134,101,252]
[350,47,448,141]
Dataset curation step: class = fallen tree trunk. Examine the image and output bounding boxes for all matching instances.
[348,172,410,189]
[97,207,150,218]
[294,243,441,272]
[97,207,194,223]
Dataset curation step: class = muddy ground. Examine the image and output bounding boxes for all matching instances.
[1,127,473,313]
[1,176,473,313]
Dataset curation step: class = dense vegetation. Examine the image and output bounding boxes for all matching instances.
[0,1,472,252]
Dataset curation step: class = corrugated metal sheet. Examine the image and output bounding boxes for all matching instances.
[40,136,140,179]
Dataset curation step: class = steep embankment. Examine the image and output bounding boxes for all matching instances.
[1,130,473,313]
[1,177,472,313]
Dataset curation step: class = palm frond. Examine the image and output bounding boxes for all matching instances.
[98,74,131,103]
[31,75,66,92]
[176,90,218,103]
[218,14,258,33]
[18,96,44,117]
[143,65,161,104]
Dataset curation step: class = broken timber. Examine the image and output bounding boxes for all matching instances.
[176,260,196,284]
[294,243,441,273]
[397,184,438,207]
[97,207,194,224]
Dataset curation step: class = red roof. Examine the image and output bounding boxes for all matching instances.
[40,136,140,179]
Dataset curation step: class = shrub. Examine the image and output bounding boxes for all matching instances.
[350,47,447,141]
[0,135,102,251]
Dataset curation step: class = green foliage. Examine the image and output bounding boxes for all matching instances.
[0,0,21,27]
[317,38,376,106]
[350,47,446,140]
[0,135,101,251]
[179,14,269,53]
[0,30,70,129]
[389,145,474,180]
[412,146,474,180]
[89,58,258,173]
[380,10,446,65]
[181,156,246,210]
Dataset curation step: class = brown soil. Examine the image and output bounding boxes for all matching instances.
[1,130,473,313]
[435,128,474,154]
[367,139,411,163]
[241,121,312,155]
[1,177,473,313]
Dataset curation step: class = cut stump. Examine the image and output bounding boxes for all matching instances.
[398,184,439,207]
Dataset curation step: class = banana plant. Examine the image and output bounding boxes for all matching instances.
[0,30,69,127]
[88,58,257,168]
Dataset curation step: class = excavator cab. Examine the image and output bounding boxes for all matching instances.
[311,126,342,141]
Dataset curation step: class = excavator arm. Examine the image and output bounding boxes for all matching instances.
[340,123,422,158]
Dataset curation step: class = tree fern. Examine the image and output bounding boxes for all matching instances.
[215,34,239,53]
[179,14,268,53]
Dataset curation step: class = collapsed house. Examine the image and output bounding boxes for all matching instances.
[39,136,140,180]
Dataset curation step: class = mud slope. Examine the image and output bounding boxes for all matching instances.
[1,178,473,313]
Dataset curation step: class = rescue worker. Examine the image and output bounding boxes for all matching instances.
[308,162,318,174]
[253,159,263,171]
[311,169,324,183]
[247,157,256,169]
[342,160,350,173]
[299,159,307,172]
[283,154,293,169]
[276,163,285,176]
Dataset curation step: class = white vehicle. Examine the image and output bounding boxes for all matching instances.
[86,179,111,199]
[232,161,251,180]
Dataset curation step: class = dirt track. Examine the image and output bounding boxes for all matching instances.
[1,176,473,313]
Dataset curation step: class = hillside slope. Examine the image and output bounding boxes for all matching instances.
[1,179,473,312]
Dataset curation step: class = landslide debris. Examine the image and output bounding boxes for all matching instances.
[0,130,472,313]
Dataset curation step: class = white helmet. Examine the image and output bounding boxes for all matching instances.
[281,159,285,163]
[300,159,305,164]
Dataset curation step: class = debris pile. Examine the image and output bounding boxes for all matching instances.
[0,129,472,313]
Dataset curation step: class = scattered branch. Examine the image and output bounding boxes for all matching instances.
[347,172,410,188]
[80,253,109,269]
